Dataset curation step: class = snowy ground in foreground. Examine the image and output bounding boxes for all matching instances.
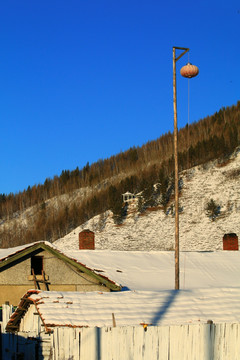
[55,148,240,252]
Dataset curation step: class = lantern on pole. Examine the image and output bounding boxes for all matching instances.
[180,63,199,78]
[172,47,198,290]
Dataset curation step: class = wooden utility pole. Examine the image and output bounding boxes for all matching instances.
[173,46,189,290]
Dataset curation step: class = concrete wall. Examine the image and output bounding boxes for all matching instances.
[0,250,110,305]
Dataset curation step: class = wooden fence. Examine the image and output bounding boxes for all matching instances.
[1,305,240,359]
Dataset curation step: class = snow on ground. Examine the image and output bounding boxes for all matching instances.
[55,147,240,252]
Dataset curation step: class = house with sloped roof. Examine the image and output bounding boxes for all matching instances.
[3,237,240,359]
[0,241,121,306]
[2,236,240,306]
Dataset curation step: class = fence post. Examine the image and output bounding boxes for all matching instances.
[203,321,214,360]
[2,303,14,333]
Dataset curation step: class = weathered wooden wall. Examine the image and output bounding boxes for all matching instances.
[2,323,240,360]
[77,324,240,360]
[2,306,240,359]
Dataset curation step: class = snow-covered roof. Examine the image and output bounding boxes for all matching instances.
[1,241,240,291]
[5,241,240,332]
[7,287,240,332]
[0,242,41,261]
[61,249,240,291]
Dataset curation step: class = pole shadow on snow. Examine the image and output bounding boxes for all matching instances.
[150,290,214,360]
[150,289,179,325]
[95,290,180,360]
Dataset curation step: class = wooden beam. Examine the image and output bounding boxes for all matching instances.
[42,270,50,291]
[173,46,189,62]
[173,47,180,290]
[7,325,18,329]
[31,268,40,289]
[17,307,26,312]
[20,297,33,302]
[0,244,43,270]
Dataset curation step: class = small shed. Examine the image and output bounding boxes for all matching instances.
[122,192,136,202]
[7,287,240,332]
[5,288,240,360]
[223,233,238,250]
[6,289,163,333]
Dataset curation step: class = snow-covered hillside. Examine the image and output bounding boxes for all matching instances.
[55,147,240,252]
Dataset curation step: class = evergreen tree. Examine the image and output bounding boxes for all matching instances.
[205,199,221,221]
[159,169,170,209]
[108,185,126,224]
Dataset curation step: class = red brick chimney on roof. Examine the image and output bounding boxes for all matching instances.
[223,233,238,251]
[79,229,95,250]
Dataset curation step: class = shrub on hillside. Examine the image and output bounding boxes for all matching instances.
[205,199,221,221]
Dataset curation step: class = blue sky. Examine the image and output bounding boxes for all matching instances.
[0,0,239,195]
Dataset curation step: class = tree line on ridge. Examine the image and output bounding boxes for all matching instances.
[0,101,239,247]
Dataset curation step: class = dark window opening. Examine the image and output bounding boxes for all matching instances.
[31,256,43,275]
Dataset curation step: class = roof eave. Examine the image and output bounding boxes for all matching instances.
[6,290,39,333]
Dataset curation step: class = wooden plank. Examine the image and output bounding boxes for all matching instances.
[42,270,50,291]
[31,269,40,290]
[20,297,33,302]
[3,323,240,359]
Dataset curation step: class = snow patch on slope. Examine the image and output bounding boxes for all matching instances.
[55,148,240,252]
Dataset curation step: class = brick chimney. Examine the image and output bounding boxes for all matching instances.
[223,233,238,250]
[79,229,95,250]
